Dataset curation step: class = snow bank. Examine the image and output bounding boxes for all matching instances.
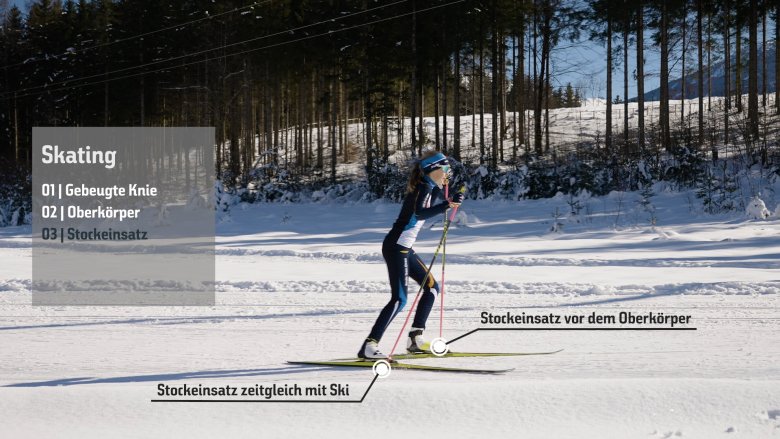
[746,196,771,220]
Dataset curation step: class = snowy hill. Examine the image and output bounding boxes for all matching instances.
[639,40,777,101]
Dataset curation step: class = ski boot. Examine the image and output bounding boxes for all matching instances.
[357,338,388,360]
[406,328,432,353]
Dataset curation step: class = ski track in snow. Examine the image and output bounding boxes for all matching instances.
[2,278,778,297]
[214,246,780,269]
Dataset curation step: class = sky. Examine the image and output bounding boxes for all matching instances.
[550,17,779,100]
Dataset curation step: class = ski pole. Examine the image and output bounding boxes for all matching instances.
[440,221,446,338]
[440,182,449,339]
[440,186,465,338]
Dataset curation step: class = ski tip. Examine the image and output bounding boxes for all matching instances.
[468,368,514,374]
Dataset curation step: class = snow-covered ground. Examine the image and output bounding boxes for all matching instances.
[1,188,779,438]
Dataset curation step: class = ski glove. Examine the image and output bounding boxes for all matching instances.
[451,192,465,204]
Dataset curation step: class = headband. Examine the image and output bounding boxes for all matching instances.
[420,153,449,174]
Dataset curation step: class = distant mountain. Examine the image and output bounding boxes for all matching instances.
[637,40,777,101]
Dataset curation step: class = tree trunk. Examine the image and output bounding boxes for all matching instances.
[330,74,337,183]
[747,0,758,141]
[533,5,539,155]
[365,71,373,178]
[434,66,441,150]
[544,50,550,155]
[512,33,518,161]
[681,6,686,127]
[776,4,779,114]
[264,62,273,166]
[623,12,629,148]
[309,72,316,168]
[410,0,418,156]
[708,11,715,160]
[499,36,507,162]
[341,81,348,162]
[283,86,289,167]
[606,13,613,153]
[479,29,486,164]
[397,83,404,152]
[518,12,525,161]
[761,9,766,108]
[660,0,670,150]
[736,24,743,112]
[383,113,389,161]
[723,2,730,149]
[215,92,223,179]
[697,0,704,146]
[707,11,712,113]
[442,58,448,154]
[229,97,240,182]
[13,93,19,164]
[418,80,424,156]
[274,85,280,163]
[527,22,533,153]
[637,0,645,153]
[104,63,109,127]
[534,3,549,156]
[140,50,145,126]
[317,74,324,169]
[454,48,461,160]
[491,0,499,168]
[243,59,253,183]
[472,49,476,154]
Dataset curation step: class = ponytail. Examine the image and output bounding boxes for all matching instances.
[406,164,423,193]
[406,150,442,193]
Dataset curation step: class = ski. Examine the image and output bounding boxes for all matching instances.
[331,349,562,361]
[390,349,563,360]
[287,360,514,374]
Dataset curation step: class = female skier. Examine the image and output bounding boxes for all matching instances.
[358,151,464,360]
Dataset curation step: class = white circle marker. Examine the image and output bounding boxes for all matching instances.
[430,338,449,356]
[372,360,391,378]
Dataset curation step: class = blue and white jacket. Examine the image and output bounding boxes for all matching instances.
[386,177,449,248]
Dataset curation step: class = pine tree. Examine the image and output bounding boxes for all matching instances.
[0,6,24,162]
[650,0,685,151]
[564,83,576,107]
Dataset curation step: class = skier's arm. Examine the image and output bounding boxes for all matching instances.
[414,185,449,220]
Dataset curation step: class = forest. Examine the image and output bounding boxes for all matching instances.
[0,0,778,223]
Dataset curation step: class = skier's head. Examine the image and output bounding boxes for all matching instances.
[420,152,450,176]
[407,151,450,192]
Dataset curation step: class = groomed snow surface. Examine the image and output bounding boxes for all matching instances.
[1,189,779,438]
